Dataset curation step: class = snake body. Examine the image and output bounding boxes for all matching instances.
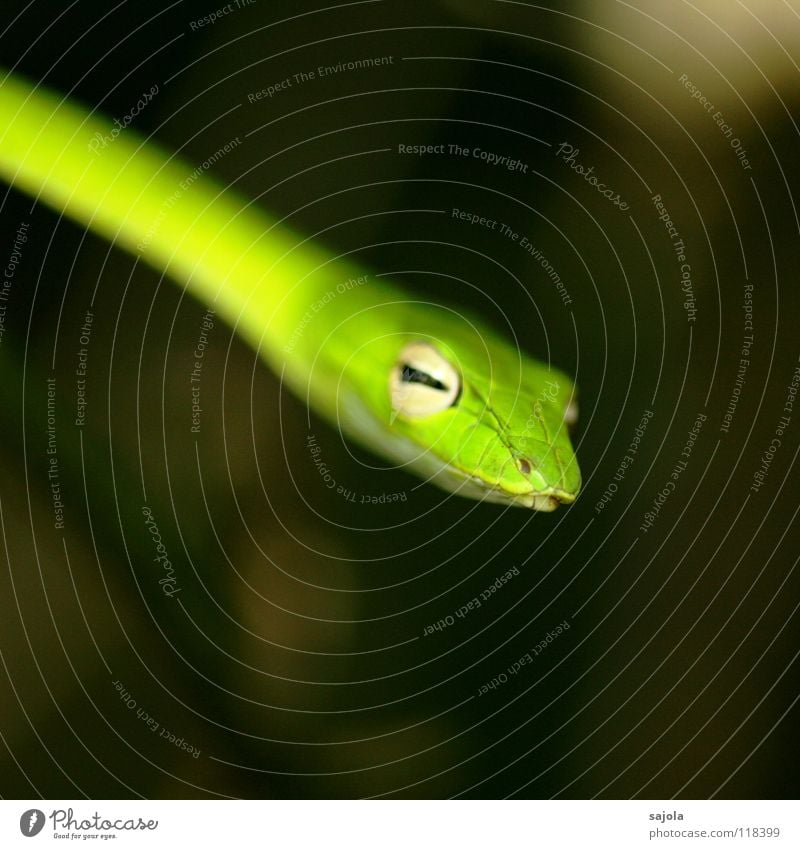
[0,71,580,510]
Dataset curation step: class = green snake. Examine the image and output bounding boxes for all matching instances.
[0,71,580,511]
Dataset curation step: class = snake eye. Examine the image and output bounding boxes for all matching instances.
[389,342,461,418]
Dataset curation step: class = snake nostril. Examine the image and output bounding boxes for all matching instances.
[517,458,532,476]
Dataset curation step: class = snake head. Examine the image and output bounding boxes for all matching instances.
[382,338,581,511]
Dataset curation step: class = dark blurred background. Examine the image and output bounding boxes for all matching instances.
[1,0,798,798]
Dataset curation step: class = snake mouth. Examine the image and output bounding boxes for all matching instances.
[524,494,560,512]
[461,473,576,511]
[511,489,576,511]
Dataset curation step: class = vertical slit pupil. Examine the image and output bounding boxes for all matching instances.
[401,364,448,391]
